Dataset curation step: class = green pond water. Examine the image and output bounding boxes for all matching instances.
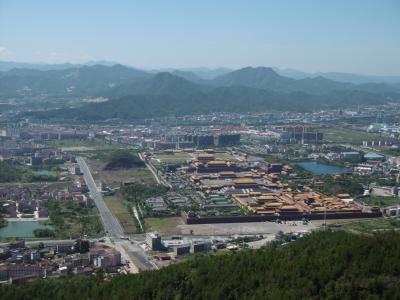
[33,169,51,175]
[0,221,52,238]
[296,161,351,175]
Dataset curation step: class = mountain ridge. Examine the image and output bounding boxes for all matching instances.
[2,63,400,120]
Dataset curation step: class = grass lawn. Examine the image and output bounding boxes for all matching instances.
[362,196,400,207]
[104,195,137,234]
[328,217,400,234]
[321,127,382,145]
[154,152,192,164]
[144,217,182,235]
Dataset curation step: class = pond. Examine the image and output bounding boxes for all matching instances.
[34,169,51,176]
[0,221,53,238]
[296,161,351,175]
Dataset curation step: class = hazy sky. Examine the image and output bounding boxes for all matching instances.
[0,0,399,75]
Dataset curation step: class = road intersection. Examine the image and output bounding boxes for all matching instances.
[77,157,156,271]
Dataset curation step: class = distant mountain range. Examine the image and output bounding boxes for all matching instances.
[0,64,149,98]
[0,61,399,120]
[0,60,119,72]
[274,68,400,84]
[2,60,400,83]
[28,66,400,121]
[211,67,356,94]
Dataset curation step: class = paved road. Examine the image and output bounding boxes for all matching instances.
[120,240,157,270]
[77,156,156,271]
[77,157,124,239]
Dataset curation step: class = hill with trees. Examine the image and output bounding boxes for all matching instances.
[213,66,352,93]
[104,150,144,170]
[1,230,399,299]
[30,85,397,121]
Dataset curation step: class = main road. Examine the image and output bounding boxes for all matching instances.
[76,156,156,271]
[77,156,124,239]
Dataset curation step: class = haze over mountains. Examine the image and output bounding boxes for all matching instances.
[2,60,400,83]
[1,61,400,120]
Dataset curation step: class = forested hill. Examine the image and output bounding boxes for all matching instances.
[30,88,396,121]
[1,231,400,300]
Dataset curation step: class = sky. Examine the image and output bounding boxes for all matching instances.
[0,0,399,75]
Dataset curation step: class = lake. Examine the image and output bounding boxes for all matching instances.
[296,161,351,175]
[0,221,53,238]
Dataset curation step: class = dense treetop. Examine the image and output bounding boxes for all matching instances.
[1,230,399,300]
[0,161,57,183]
[104,150,144,170]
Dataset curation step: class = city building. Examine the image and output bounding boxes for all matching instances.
[190,241,212,253]
[278,125,323,144]
[146,232,162,251]
[174,244,191,256]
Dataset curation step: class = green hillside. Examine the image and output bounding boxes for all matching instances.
[104,150,144,170]
[30,88,395,121]
[1,230,399,299]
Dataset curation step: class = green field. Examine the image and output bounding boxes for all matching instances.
[153,152,192,164]
[328,217,400,234]
[362,196,400,207]
[144,217,180,235]
[104,195,137,234]
[321,127,381,144]
[214,152,240,161]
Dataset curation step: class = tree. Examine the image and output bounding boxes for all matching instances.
[104,150,144,170]
[1,231,400,299]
